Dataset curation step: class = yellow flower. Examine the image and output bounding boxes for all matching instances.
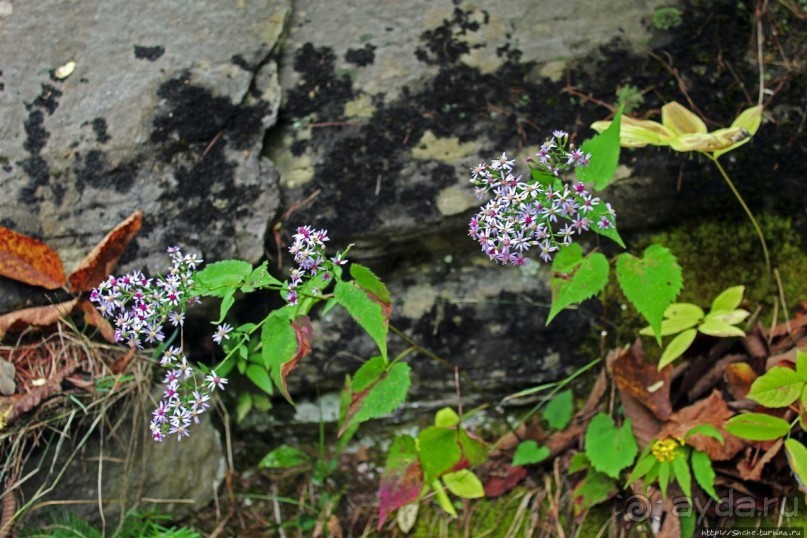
[651,437,683,463]
[591,102,763,158]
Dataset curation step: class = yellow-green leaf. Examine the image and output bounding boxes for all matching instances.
[432,479,457,517]
[442,470,484,499]
[697,319,746,338]
[658,328,697,370]
[710,286,745,311]
[785,439,807,494]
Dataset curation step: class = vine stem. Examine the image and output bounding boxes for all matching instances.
[706,153,771,279]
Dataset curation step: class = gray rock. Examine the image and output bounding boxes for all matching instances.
[0,359,15,396]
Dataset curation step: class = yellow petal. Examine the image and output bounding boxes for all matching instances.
[591,117,673,147]
[713,105,763,159]
[671,130,743,152]
[662,102,707,136]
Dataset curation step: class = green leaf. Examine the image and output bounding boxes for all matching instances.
[547,248,609,325]
[703,309,749,326]
[543,390,574,430]
[616,245,683,343]
[585,414,638,479]
[747,367,804,408]
[350,263,391,304]
[378,435,424,529]
[193,260,253,297]
[724,413,791,441]
[236,392,252,424]
[626,453,659,485]
[639,302,703,337]
[246,364,274,396]
[214,288,235,324]
[530,167,556,188]
[259,445,310,469]
[690,450,719,501]
[240,261,282,293]
[587,202,625,247]
[658,460,671,498]
[442,470,484,499]
[458,428,488,466]
[697,319,746,338]
[435,407,460,428]
[671,454,691,498]
[797,351,807,382]
[685,424,724,444]
[577,107,622,190]
[711,285,744,311]
[572,469,617,515]
[339,357,411,436]
[658,328,697,369]
[568,453,590,474]
[418,427,462,484]
[431,479,457,517]
[334,279,389,359]
[784,439,807,494]
[512,441,551,466]
[260,309,302,403]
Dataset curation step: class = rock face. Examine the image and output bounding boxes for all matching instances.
[0,0,288,288]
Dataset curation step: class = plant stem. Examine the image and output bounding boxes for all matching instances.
[707,154,771,278]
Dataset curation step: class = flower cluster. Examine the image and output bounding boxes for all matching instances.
[468,133,616,265]
[90,247,201,349]
[651,437,684,462]
[148,346,227,442]
[285,225,347,305]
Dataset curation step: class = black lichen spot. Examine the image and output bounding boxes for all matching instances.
[18,157,49,202]
[74,150,139,193]
[290,139,308,156]
[284,44,354,120]
[345,44,376,67]
[0,218,15,228]
[92,117,111,144]
[231,54,252,70]
[27,84,62,115]
[134,45,165,61]
[414,7,486,65]
[0,83,4,92]
[23,110,49,155]
[151,72,268,157]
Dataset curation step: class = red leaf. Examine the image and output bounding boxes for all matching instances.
[68,210,143,293]
[0,299,79,339]
[378,435,423,530]
[0,226,66,289]
[276,316,313,402]
[483,463,527,497]
[610,340,673,420]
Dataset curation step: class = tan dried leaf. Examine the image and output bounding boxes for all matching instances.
[0,299,79,339]
[611,340,673,419]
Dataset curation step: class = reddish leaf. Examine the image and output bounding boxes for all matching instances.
[610,340,673,420]
[378,435,424,530]
[274,316,313,402]
[68,210,143,293]
[80,299,116,343]
[0,299,79,339]
[660,390,745,461]
[0,226,66,289]
[483,462,527,497]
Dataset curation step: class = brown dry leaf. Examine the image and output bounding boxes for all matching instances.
[621,391,662,450]
[687,353,746,401]
[611,340,673,420]
[9,361,80,422]
[546,422,587,458]
[482,461,528,498]
[660,390,745,461]
[0,299,79,339]
[737,438,783,481]
[0,226,66,289]
[68,210,143,293]
[79,299,116,343]
[725,362,758,401]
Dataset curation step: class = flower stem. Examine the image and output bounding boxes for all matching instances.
[706,154,771,279]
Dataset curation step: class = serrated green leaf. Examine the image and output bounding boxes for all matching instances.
[547,251,609,324]
[679,506,696,538]
[246,364,274,395]
[785,439,807,494]
[351,263,391,304]
[334,279,389,359]
[616,245,682,343]
[658,459,671,498]
[458,428,488,466]
[585,414,638,479]
[747,367,804,408]
[442,470,484,499]
[658,328,697,370]
[626,453,658,485]
[432,479,457,517]
[568,453,590,474]
[418,427,462,484]
[259,445,310,469]
[543,390,574,430]
[435,407,460,428]
[240,261,282,293]
[236,392,252,424]
[193,260,253,297]
[724,413,791,441]
[690,450,719,501]
[697,319,746,338]
[672,454,691,498]
[214,289,235,324]
[577,108,622,190]
[587,202,625,247]
[339,358,411,435]
[572,469,617,515]
[711,285,745,311]
[259,309,299,403]
[512,440,550,466]
[797,351,807,382]
[685,424,724,444]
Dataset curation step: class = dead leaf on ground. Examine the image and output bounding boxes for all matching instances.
[725,362,758,401]
[0,299,79,339]
[621,391,662,450]
[80,299,116,343]
[610,340,673,420]
[7,361,80,422]
[68,210,143,293]
[687,353,747,401]
[482,460,528,498]
[0,226,66,289]
[660,390,745,461]
[737,438,783,482]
